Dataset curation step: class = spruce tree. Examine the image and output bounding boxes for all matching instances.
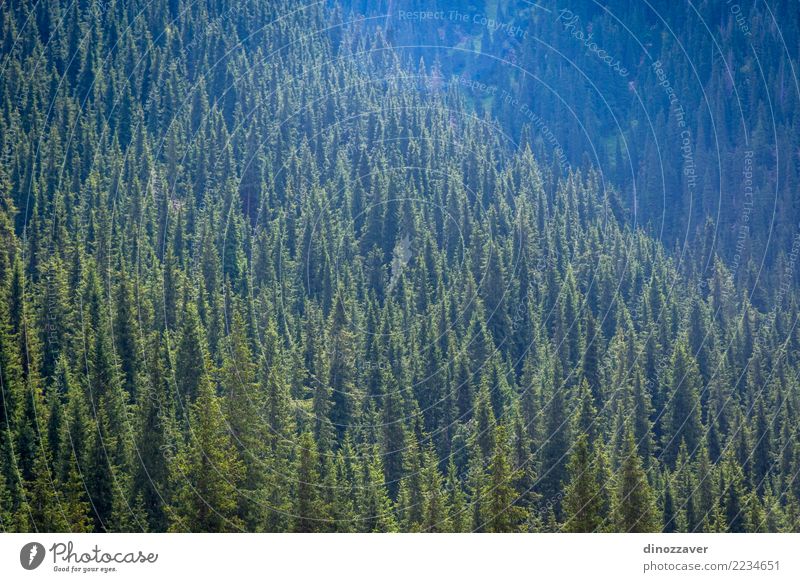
[614,429,659,532]
[169,373,245,532]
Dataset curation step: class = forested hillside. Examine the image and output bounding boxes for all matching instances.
[1,0,799,532]
[371,0,800,292]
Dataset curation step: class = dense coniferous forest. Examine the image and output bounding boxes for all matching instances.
[1,0,800,533]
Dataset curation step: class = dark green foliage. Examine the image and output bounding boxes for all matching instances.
[614,429,660,533]
[0,0,797,534]
[562,433,608,533]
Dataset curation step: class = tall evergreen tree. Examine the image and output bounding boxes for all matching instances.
[614,429,659,532]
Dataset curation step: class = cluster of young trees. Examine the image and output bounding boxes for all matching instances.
[0,0,799,532]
